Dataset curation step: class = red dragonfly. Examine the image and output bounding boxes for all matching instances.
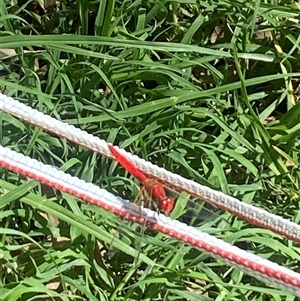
[108,144,175,213]
[108,144,222,263]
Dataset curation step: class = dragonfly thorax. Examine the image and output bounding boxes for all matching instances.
[144,181,175,213]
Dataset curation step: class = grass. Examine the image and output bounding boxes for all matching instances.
[1,0,300,300]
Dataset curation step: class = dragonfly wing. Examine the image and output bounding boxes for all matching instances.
[169,191,221,227]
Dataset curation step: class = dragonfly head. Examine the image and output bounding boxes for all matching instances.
[160,197,175,214]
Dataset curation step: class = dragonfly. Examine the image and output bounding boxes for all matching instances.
[108,144,220,222]
[108,144,175,214]
[108,144,223,263]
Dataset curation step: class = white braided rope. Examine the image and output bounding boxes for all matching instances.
[0,93,299,243]
[1,144,299,296]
